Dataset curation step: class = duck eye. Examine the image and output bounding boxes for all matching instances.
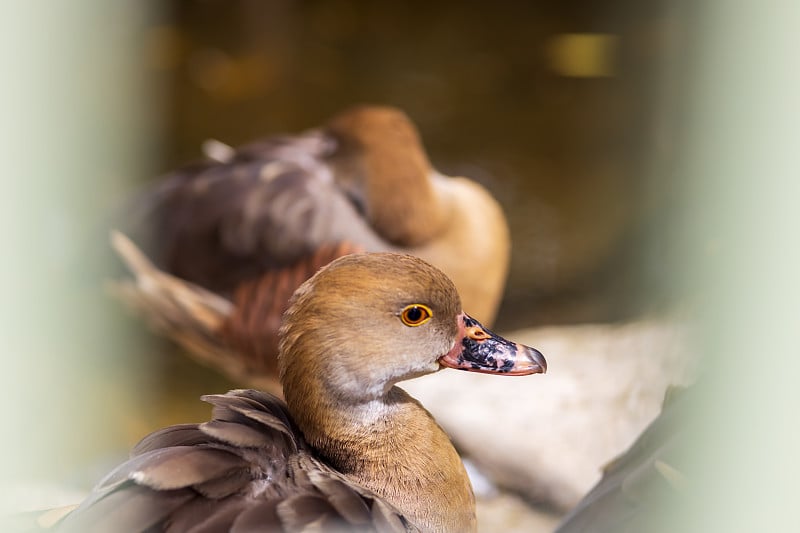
[400,304,432,327]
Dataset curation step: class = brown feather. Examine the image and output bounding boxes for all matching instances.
[132,424,209,456]
[165,494,247,533]
[126,446,247,491]
[199,419,277,448]
[192,469,253,500]
[201,391,298,449]
[305,469,372,525]
[57,484,194,532]
[276,494,337,530]
[228,500,281,532]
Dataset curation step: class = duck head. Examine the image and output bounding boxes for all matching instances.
[277,252,544,532]
[279,252,545,405]
[325,106,445,247]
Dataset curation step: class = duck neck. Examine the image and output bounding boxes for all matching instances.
[362,159,446,247]
[284,382,476,533]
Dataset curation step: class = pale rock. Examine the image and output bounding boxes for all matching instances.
[403,320,694,511]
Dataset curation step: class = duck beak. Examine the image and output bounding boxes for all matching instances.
[439,313,547,375]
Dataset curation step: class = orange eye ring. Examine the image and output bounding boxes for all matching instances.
[400,304,433,327]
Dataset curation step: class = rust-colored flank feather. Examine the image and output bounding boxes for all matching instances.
[222,242,363,378]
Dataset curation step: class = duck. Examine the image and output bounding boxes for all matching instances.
[122,105,511,391]
[58,249,545,532]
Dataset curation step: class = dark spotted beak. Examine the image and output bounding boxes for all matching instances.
[439,313,547,375]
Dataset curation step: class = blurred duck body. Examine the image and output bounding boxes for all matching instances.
[59,252,545,532]
[127,105,510,390]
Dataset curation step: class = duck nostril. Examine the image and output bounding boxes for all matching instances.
[466,326,490,341]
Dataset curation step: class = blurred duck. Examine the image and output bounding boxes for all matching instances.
[124,105,511,390]
[57,251,545,532]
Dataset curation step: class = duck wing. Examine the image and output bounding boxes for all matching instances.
[54,389,414,533]
[141,131,390,294]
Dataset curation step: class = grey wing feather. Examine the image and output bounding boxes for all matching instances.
[52,390,415,532]
[145,131,391,294]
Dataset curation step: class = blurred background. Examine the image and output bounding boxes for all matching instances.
[152,0,683,329]
[2,0,799,531]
